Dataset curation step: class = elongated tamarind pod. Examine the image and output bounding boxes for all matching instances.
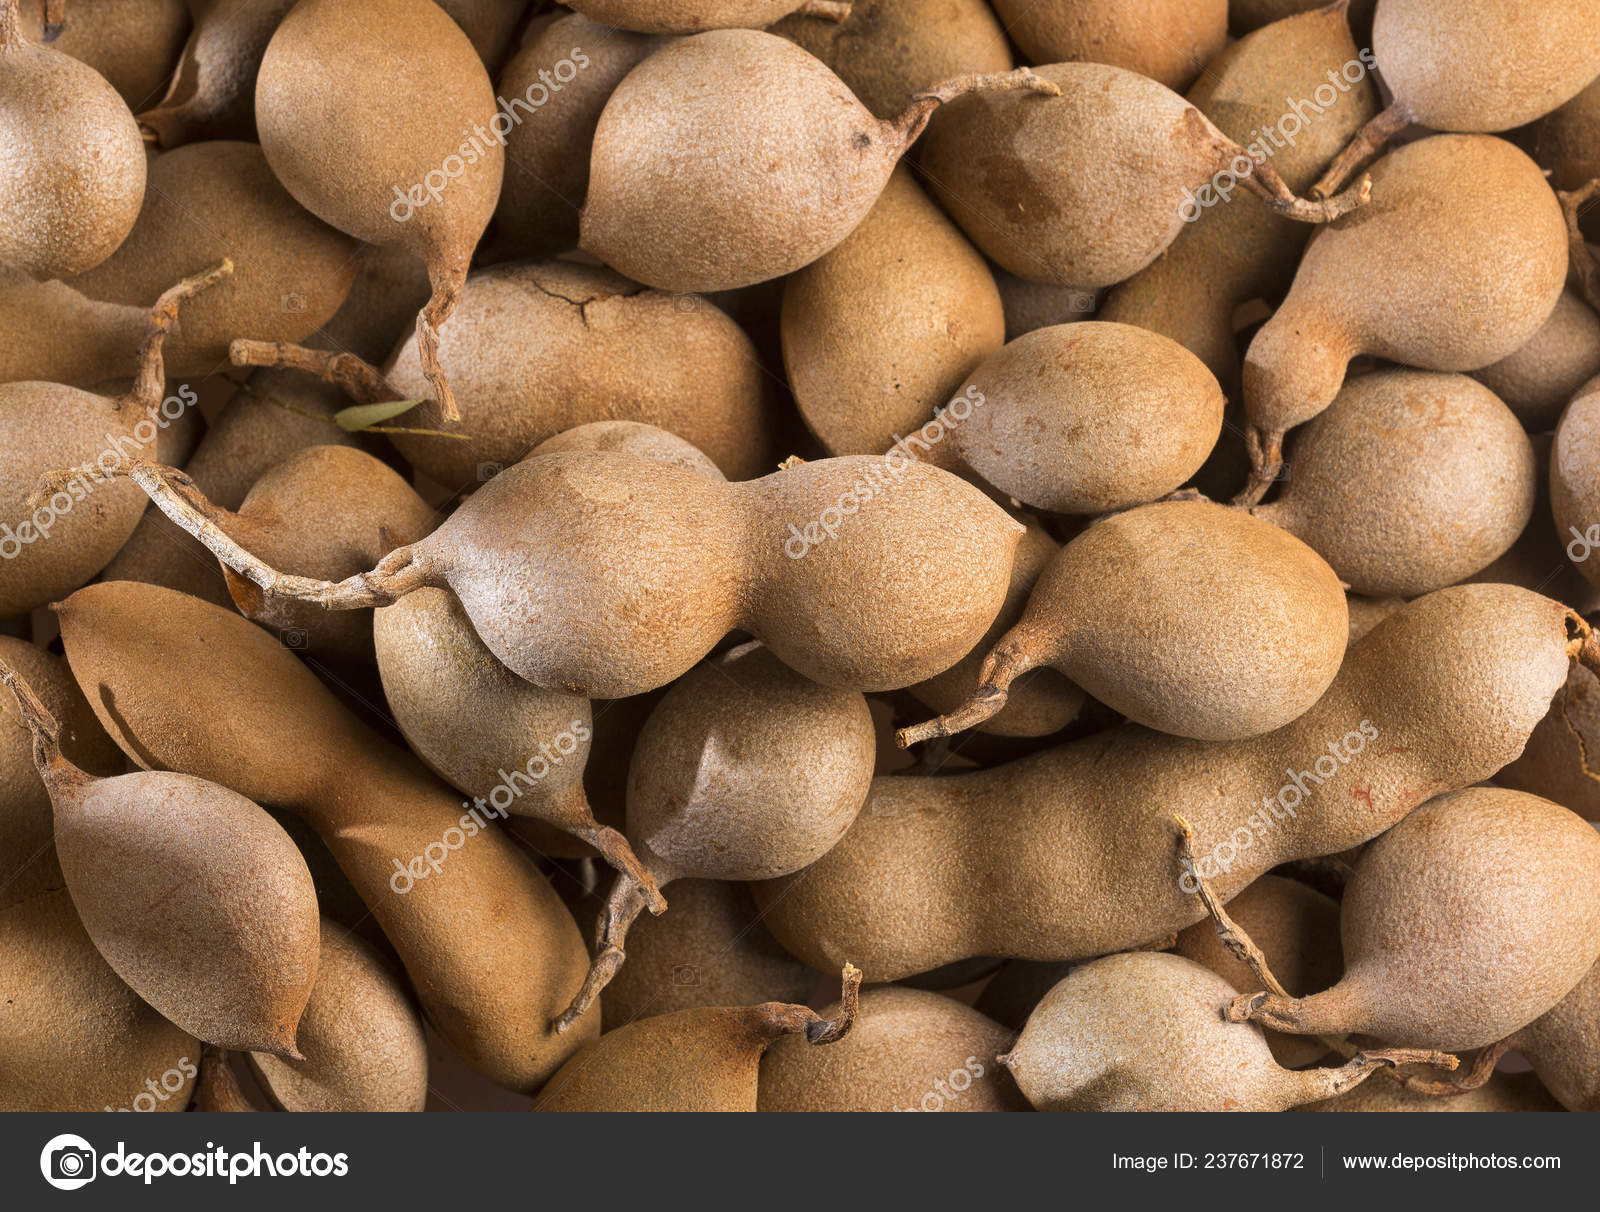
[757,584,1584,980]
[54,581,597,1093]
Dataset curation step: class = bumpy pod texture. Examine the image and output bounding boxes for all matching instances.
[782,166,1004,460]
[1100,2,1378,392]
[0,889,197,1112]
[1174,875,1342,1070]
[1243,787,1600,1051]
[992,0,1226,92]
[51,768,321,1056]
[67,142,359,373]
[0,4,145,279]
[1304,1070,1561,1113]
[597,879,817,1031]
[1473,291,1600,430]
[760,986,1027,1112]
[138,0,299,147]
[1514,963,1600,1111]
[567,0,826,35]
[949,322,1225,515]
[375,262,773,486]
[489,17,663,262]
[255,0,504,420]
[921,62,1230,290]
[1373,0,1600,131]
[774,0,1011,119]
[628,642,876,884]
[100,374,363,609]
[375,588,592,822]
[1551,375,1600,592]
[945,501,1348,742]
[583,30,928,292]
[344,451,1022,699]
[0,639,123,911]
[0,382,150,617]
[214,446,439,665]
[907,521,1084,739]
[1520,77,1600,242]
[1465,432,1599,616]
[533,973,860,1113]
[22,0,189,111]
[1242,135,1568,454]
[1252,370,1536,597]
[1495,661,1600,822]
[1003,953,1374,1112]
[249,925,429,1113]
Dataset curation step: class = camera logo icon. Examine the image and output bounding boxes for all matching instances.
[670,964,701,986]
[41,1134,96,1190]
[280,628,310,651]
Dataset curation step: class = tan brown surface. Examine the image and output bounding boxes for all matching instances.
[1253,370,1536,597]
[1239,787,1600,1051]
[0,889,197,1112]
[250,923,429,1113]
[782,166,1004,460]
[993,0,1226,93]
[759,986,1028,1112]
[0,2,145,279]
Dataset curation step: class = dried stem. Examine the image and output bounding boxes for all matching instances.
[0,0,21,47]
[61,460,428,610]
[417,260,466,423]
[1174,815,1371,1066]
[125,260,234,414]
[1239,160,1371,223]
[806,962,863,1044]
[1298,1046,1461,1102]
[563,811,667,916]
[759,964,863,1046]
[1234,425,1285,508]
[894,67,1061,151]
[1173,814,1290,998]
[1228,988,1303,1029]
[1576,627,1600,686]
[896,645,1035,747]
[1558,179,1600,315]
[1312,104,1410,199]
[1557,656,1600,786]
[552,876,653,1034]
[1388,1038,1511,1097]
[229,340,395,405]
[193,1047,260,1113]
[0,656,62,767]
